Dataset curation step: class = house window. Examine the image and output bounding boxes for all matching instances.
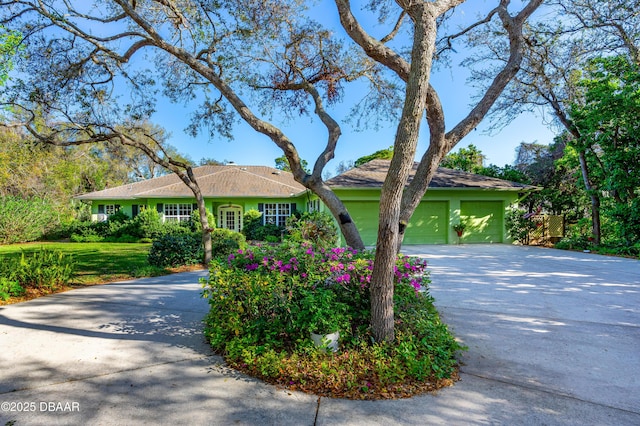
[164,203,194,222]
[105,205,118,215]
[307,199,321,212]
[97,204,120,222]
[261,203,293,227]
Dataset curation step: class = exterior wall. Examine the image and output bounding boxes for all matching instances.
[88,195,308,230]
[86,189,520,246]
[332,188,520,246]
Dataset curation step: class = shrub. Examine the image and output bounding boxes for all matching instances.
[68,220,109,242]
[147,232,204,267]
[0,196,59,244]
[202,243,463,398]
[505,208,537,244]
[211,228,247,259]
[0,248,76,290]
[190,209,216,232]
[130,207,164,239]
[285,211,338,247]
[0,277,25,301]
[70,233,104,243]
[242,209,283,241]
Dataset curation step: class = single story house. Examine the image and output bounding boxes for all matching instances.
[76,160,535,245]
[76,165,309,233]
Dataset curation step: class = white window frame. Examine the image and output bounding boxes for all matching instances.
[97,204,120,222]
[164,203,193,222]
[263,203,292,227]
[307,199,321,213]
[105,204,118,216]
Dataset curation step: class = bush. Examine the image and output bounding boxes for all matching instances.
[211,228,247,259]
[0,196,59,244]
[0,248,75,290]
[147,232,204,267]
[242,209,283,241]
[202,243,463,399]
[505,208,537,244]
[0,277,25,301]
[285,211,338,247]
[190,209,216,233]
[130,207,164,239]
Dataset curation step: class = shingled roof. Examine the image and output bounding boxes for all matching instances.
[326,159,535,190]
[76,165,306,200]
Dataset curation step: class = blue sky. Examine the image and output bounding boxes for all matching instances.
[149,1,558,173]
[153,90,556,173]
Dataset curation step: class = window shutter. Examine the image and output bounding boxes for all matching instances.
[193,203,198,211]
[258,203,264,225]
[156,203,164,214]
[290,203,297,214]
[132,205,139,217]
[98,204,105,214]
[115,204,121,211]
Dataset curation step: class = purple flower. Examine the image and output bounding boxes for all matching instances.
[245,263,259,271]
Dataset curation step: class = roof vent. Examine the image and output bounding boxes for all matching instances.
[227,161,236,165]
[272,170,281,175]
[240,167,247,171]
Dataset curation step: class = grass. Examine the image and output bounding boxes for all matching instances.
[0,242,169,285]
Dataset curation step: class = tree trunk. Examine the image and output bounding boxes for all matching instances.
[370,4,438,343]
[578,150,601,245]
[397,144,448,251]
[307,180,366,250]
[195,193,213,266]
[173,167,213,266]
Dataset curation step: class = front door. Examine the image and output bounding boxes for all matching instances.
[218,205,242,232]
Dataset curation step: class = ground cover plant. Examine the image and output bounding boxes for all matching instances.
[202,242,464,399]
[0,242,170,304]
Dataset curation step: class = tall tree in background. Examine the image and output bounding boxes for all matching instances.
[570,56,640,245]
[275,154,309,174]
[440,144,485,173]
[0,127,131,219]
[354,146,394,168]
[0,0,543,342]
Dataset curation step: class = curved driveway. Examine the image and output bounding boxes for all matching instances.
[1,244,639,425]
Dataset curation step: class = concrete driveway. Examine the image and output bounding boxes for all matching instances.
[1,245,639,425]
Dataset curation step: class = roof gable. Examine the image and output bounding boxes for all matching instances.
[76,165,306,200]
[326,159,535,190]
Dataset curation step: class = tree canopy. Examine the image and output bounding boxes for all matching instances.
[570,56,640,244]
[440,144,485,174]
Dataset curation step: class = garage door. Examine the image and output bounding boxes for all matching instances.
[343,201,380,246]
[404,201,448,244]
[343,200,448,246]
[460,201,503,243]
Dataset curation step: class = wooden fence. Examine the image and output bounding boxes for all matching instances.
[528,215,564,246]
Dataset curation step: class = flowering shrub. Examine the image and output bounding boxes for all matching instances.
[202,242,463,399]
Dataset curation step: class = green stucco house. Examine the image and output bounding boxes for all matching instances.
[76,160,534,245]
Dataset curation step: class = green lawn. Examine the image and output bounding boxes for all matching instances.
[0,242,167,285]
